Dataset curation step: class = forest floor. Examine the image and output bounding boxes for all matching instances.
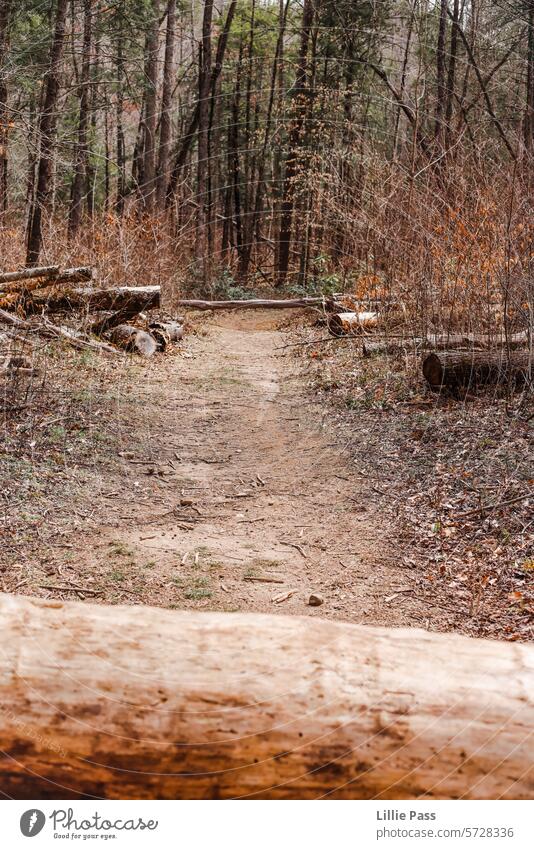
[1,308,532,639]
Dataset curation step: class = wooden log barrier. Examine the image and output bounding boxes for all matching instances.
[0,593,532,799]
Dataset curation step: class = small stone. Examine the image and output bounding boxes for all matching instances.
[308,592,324,607]
[180,498,194,506]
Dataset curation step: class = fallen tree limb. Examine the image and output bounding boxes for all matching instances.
[0,265,92,289]
[1,593,533,799]
[0,309,119,355]
[423,350,532,389]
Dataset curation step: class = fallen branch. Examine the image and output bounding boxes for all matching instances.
[0,308,119,355]
[1,593,533,798]
[451,491,532,521]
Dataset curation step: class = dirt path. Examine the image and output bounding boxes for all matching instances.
[68,311,429,626]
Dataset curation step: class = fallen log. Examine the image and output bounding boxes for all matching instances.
[148,321,183,351]
[109,324,157,356]
[423,350,532,389]
[27,287,340,314]
[328,311,379,336]
[1,593,533,799]
[0,309,119,355]
[0,265,92,290]
[25,284,160,314]
[363,331,530,357]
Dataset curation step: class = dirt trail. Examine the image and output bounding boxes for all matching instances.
[74,311,428,626]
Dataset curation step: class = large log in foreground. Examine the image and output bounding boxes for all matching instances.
[423,350,532,389]
[0,593,533,800]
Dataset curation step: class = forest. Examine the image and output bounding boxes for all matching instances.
[0,0,533,804]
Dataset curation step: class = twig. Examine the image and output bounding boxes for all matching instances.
[40,584,103,595]
[280,541,308,559]
[451,491,532,520]
[243,575,284,584]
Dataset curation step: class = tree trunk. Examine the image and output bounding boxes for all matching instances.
[423,350,532,389]
[166,0,237,206]
[276,0,315,286]
[25,0,69,265]
[115,19,126,214]
[444,0,460,148]
[0,0,12,216]
[155,0,176,211]
[68,0,92,237]
[139,0,160,213]
[524,0,534,149]
[435,0,448,141]
[196,0,214,281]
[0,593,533,799]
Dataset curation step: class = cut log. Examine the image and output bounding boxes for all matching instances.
[109,324,157,356]
[328,311,379,336]
[0,593,533,799]
[0,309,119,355]
[148,320,183,350]
[149,320,183,341]
[423,350,532,389]
[26,284,160,314]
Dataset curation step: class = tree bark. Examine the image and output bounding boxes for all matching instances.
[166,0,237,206]
[276,0,315,287]
[0,0,12,215]
[0,593,533,799]
[26,0,69,265]
[155,0,176,211]
[423,350,532,389]
[115,13,126,214]
[68,0,92,237]
[139,0,161,213]
[525,0,534,149]
[444,0,460,148]
[196,0,214,280]
[435,0,448,141]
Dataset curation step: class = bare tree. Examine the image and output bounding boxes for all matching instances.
[26,0,69,265]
